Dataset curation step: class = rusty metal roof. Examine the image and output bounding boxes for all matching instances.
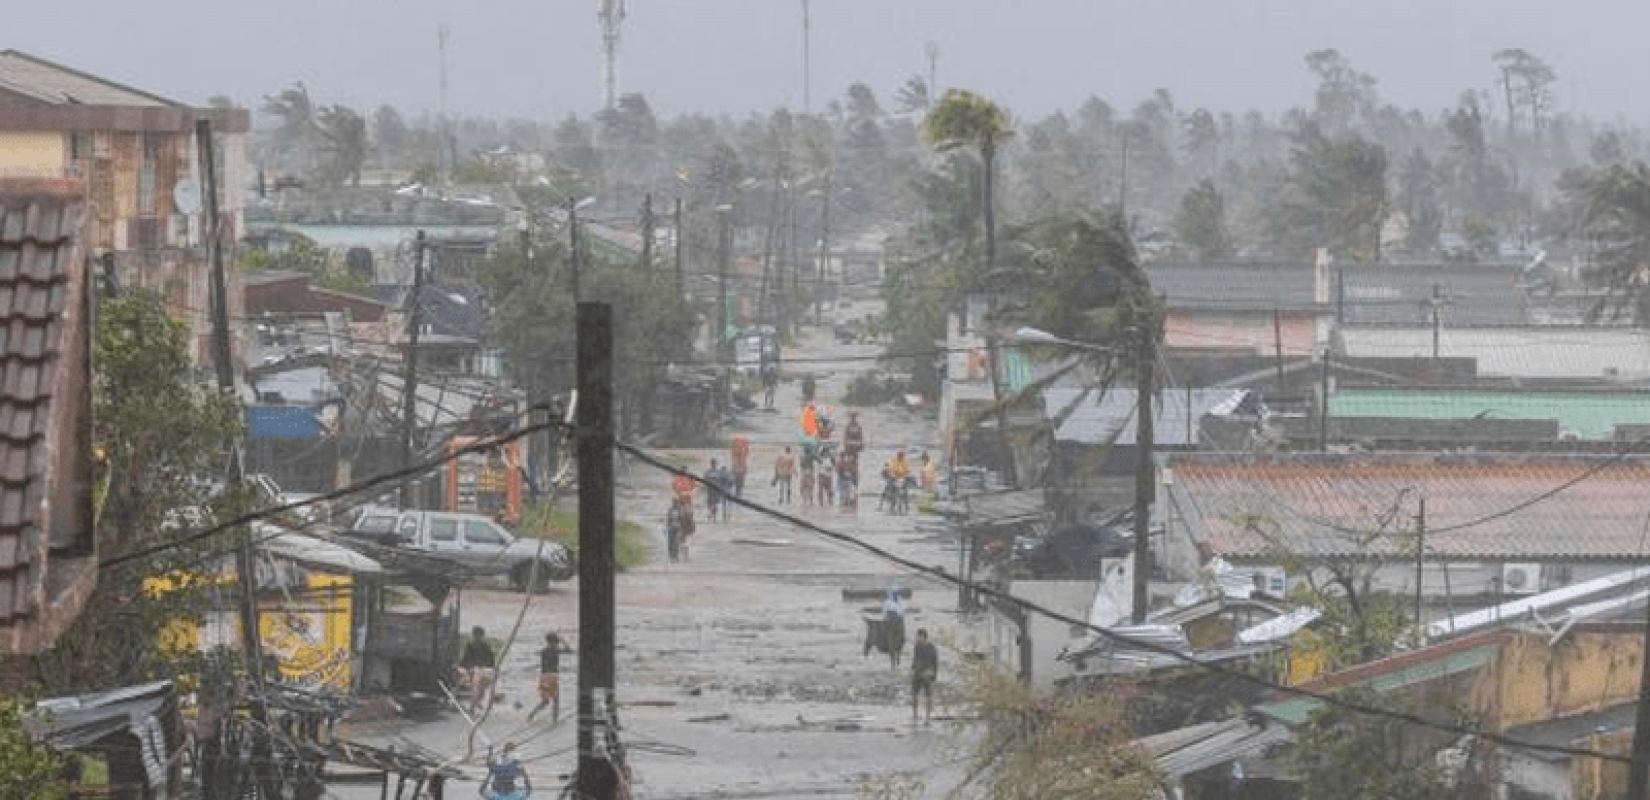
[0,182,82,628]
[1168,454,1650,560]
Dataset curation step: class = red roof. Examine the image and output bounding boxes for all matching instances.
[1169,454,1650,560]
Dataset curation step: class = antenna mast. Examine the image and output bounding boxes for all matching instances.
[438,25,451,189]
[801,0,812,113]
[599,0,626,110]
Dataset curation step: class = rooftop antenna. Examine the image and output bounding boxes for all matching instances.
[599,0,626,110]
[801,0,812,113]
[438,24,451,189]
[925,41,938,102]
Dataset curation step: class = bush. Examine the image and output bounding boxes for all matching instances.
[516,502,649,571]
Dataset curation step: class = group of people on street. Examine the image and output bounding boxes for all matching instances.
[455,626,576,798]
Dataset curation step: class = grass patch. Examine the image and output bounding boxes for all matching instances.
[517,502,650,571]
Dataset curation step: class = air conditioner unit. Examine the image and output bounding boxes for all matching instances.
[1502,563,1542,595]
[1252,568,1288,597]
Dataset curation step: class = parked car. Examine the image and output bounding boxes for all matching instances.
[346,507,574,591]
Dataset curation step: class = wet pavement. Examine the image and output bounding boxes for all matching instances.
[335,303,987,799]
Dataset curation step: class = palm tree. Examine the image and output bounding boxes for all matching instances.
[317,105,368,187]
[923,89,1013,267]
[261,82,318,175]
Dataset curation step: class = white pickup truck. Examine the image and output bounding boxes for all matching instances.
[347,507,575,592]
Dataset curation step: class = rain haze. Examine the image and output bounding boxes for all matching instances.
[13,0,1650,121]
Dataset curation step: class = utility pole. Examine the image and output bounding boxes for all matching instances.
[200,117,278,800]
[673,197,685,305]
[817,173,830,323]
[801,0,811,113]
[437,26,451,190]
[925,41,939,103]
[1131,324,1156,624]
[399,231,427,509]
[1317,347,1332,452]
[575,302,618,799]
[569,199,584,303]
[717,206,732,356]
[639,193,653,271]
[1414,498,1426,635]
[1272,308,1285,399]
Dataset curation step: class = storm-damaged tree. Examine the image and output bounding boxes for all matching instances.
[924,89,1013,266]
[947,654,1162,799]
[260,81,321,179]
[1262,123,1388,262]
[1563,161,1650,325]
[316,104,368,187]
[1492,48,1557,138]
[35,290,244,693]
[1173,179,1234,262]
[1285,686,1486,800]
[1231,503,1417,674]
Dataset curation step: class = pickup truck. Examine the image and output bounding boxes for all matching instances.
[346,508,575,591]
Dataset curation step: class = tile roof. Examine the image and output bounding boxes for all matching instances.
[0,180,83,631]
[1168,454,1650,560]
[0,50,180,107]
[1329,388,1650,440]
[1339,326,1650,380]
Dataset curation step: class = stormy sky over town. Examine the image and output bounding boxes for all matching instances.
[17,0,1650,120]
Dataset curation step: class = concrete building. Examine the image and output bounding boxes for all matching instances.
[0,49,250,366]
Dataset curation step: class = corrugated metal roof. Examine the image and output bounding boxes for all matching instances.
[0,50,179,108]
[1329,388,1650,439]
[1045,387,1250,446]
[1340,327,1650,379]
[0,185,82,627]
[1136,717,1295,778]
[1340,265,1528,326]
[1170,455,1650,560]
[1254,643,1499,725]
[1145,262,1322,312]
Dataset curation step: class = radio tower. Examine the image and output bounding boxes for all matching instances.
[599,0,626,110]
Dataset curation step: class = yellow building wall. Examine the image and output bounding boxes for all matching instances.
[1474,630,1644,731]
[0,131,65,173]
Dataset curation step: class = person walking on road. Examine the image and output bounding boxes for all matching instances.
[707,459,734,522]
[672,473,697,522]
[529,632,573,722]
[665,495,695,562]
[730,435,751,497]
[459,626,497,716]
[817,460,834,507]
[844,411,865,457]
[837,449,859,510]
[912,629,938,724]
[773,446,795,504]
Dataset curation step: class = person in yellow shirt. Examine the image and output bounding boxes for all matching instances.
[889,451,911,481]
[920,452,937,491]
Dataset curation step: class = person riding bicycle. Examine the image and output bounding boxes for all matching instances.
[481,741,532,800]
[880,452,912,511]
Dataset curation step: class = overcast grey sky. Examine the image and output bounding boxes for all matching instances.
[15,1,1650,125]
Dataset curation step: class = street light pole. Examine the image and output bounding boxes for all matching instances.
[569,198,583,303]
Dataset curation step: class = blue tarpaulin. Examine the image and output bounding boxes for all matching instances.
[248,406,324,439]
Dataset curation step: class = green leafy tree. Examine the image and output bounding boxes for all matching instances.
[372,105,408,168]
[1396,148,1444,253]
[1493,48,1557,137]
[1263,123,1388,261]
[924,89,1014,266]
[35,290,243,693]
[1285,687,1477,800]
[892,76,930,114]
[950,656,1160,799]
[1173,179,1234,261]
[1305,49,1378,132]
[1566,162,1650,325]
[260,81,319,177]
[0,697,69,800]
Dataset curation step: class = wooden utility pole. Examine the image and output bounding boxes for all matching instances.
[816,173,830,323]
[639,193,653,270]
[1272,308,1285,398]
[575,302,618,799]
[674,197,684,303]
[1317,348,1332,452]
[1627,588,1650,798]
[1414,499,1426,634]
[200,117,278,800]
[399,231,427,509]
[1131,325,1156,624]
[569,199,584,303]
[718,208,732,355]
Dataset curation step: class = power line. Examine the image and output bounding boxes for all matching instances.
[614,438,1641,766]
[98,420,559,570]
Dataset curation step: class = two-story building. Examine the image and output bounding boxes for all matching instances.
[0,49,249,366]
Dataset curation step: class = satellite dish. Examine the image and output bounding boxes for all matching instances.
[173,178,201,215]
